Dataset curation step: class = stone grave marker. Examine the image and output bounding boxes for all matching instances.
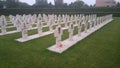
[54,25,63,47]
[0,15,7,34]
[68,23,74,41]
[78,19,82,36]
[21,22,28,39]
[37,19,43,35]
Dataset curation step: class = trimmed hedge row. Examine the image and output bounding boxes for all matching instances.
[0,7,120,17]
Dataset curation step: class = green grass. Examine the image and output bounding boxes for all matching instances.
[7,23,13,26]
[28,27,49,36]
[0,27,17,33]
[0,17,120,68]
[7,27,17,32]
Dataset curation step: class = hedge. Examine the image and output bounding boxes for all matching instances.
[0,7,120,17]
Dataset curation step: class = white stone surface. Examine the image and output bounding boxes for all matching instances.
[0,30,19,36]
[16,31,53,42]
[0,27,37,36]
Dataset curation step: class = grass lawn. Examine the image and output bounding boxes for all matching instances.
[0,17,120,68]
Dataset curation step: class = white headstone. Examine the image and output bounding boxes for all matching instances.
[68,23,74,41]
[48,19,53,31]
[84,15,89,33]
[93,15,97,28]
[16,19,22,31]
[54,25,63,47]
[37,19,42,35]
[21,22,28,39]
[64,17,68,28]
[0,15,7,34]
[78,20,82,36]
[88,15,93,30]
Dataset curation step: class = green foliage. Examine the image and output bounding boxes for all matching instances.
[69,0,87,8]
[0,7,120,17]
[6,0,19,8]
[0,0,120,16]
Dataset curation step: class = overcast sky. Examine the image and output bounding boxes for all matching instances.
[19,0,120,5]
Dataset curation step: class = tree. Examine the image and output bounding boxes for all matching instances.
[0,1,4,8]
[6,0,19,8]
[116,2,120,7]
[69,0,88,8]
[18,2,31,8]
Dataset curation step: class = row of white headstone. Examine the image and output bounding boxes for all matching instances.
[0,14,113,45]
[53,14,113,48]
[0,14,83,36]
[19,14,84,40]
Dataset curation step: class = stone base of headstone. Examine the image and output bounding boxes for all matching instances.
[16,31,53,42]
[0,27,38,36]
[0,30,19,36]
[0,26,15,30]
[47,19,113,54]
[15,26,70,42]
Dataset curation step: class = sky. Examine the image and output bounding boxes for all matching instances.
[19,0,120,5]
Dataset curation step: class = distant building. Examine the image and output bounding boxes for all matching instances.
[54,0,63,6]
[96,0,116,7]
